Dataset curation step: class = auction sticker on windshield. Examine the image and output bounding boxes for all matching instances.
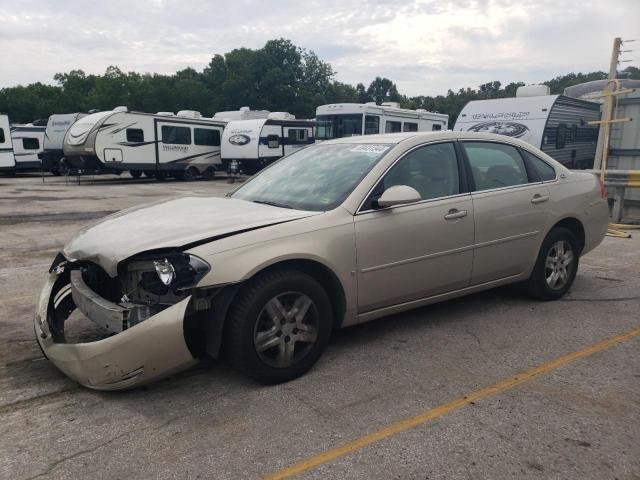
[350,144,391,154]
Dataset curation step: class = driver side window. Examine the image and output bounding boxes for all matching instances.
[363,142,460,210]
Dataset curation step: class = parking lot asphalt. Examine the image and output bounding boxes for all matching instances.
[1,174,639,480]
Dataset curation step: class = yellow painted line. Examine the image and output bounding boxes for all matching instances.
[264,326,640,480]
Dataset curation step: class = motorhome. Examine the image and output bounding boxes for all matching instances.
[213,107,270,122]
[315,102,448,140]
[10,124,46,172]
[454,85,601,168]
[220,112,315,175]
[41,112,87,174]
[0,114,13,173]
[63,107,226,180]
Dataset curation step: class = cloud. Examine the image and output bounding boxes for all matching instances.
[0,0,637,96]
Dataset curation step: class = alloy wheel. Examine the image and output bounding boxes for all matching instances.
[545,240,574,290]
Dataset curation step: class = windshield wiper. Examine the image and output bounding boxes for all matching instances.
[252,200,294,209]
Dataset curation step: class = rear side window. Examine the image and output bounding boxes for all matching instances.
[403,122,418,132]
[385,121,401,133]
[194,128,220,146]
[126,128,144,143]
[522,150,556,181]
[22,137,40,150]
[0,128,4,143]
[364,115,380,135]
[162,125,191,145]
[463,142,529,191]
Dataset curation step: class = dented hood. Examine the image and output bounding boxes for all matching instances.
[63,196,319,276]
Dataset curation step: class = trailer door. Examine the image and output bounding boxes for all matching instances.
[0,117,14,170]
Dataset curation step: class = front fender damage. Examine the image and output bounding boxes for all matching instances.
[34,272,198,390]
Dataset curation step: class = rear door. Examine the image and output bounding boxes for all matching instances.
[0,116,14,170]
[461,141,551,285]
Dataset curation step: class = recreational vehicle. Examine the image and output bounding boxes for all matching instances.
[213,106,270,122]
[454,85,601,168]
[10,124,46,172]
[41,112,87,175]
[315,102,448,140]
[0,114,14,173]
[63,107,226,180]
[220,112,315,175]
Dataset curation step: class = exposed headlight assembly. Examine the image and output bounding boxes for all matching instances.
[139,253,210,294]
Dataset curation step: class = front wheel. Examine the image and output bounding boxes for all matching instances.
[225,269,333,384]
[524,227,579,300]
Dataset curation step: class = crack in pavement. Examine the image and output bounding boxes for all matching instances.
[21,416,186,480]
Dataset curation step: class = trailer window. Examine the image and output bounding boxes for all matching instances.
[364,115,380,135]
[432,124,442,131]
[126,128,144,143]
[287,129,309,142]
[385,121,401,133]
[0,128,4,143]
[194,128,220,146]
[556,124,567,149]
[22,138,40,150]
[161,126,191,145]
[403,122,418,132]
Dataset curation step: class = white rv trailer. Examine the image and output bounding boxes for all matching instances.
[213,107,270,122]
[315,102,448,140]
[41,112,87,174]
[454,86,601,168]
[10,124,46,172]
[220,112,315,175]
[0,114,14,173]
[63,107,226,179]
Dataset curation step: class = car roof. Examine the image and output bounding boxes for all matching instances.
[319,131,533,145]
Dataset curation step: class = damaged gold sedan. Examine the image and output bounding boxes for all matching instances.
[34,132,609,390]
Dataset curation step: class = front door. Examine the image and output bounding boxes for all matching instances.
[354,141,475,313]
[461,141,551,285]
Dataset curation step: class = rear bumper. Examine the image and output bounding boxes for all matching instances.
[34,272,198,390]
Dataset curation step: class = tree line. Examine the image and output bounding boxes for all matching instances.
[1,38,638,125]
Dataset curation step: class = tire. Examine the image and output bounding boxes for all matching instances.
[130,170,142,178]
[203,166,216,180]
[155,171,166,181]
[224,269,333,384]
[143,170,155,178]
[182,166,198,181]
[524,227,580,301]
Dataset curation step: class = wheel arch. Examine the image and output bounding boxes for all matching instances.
[549,216,585,254]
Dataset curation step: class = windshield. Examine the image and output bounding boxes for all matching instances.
[315,114,363,140]
[232,143,392,211]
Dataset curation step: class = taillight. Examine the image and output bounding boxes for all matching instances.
[598,177,607,200]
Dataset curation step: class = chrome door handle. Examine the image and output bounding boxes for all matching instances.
[444,209,468,220]
[531,194,550,204]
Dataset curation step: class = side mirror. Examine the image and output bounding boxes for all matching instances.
[376,185,421,208]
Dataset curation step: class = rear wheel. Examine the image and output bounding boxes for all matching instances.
[203,166,216,180]
[130,170,142,178]
[143,170,155,178]
[225,269,332,384]
[182,166,198,181]
[524,227,579,300]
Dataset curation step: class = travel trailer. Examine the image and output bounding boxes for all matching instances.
[0,114,14,173]
[315,102,448,140]
[454,85,601,168]
[220,112,315,175]
[213,106,270,122]
[10,124,46,172]
[41,112,87,174]
[63,107,226,180]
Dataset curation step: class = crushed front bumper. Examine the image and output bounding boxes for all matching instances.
[34,271,198,391]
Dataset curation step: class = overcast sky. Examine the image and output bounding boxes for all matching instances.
[0,0,637,96]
